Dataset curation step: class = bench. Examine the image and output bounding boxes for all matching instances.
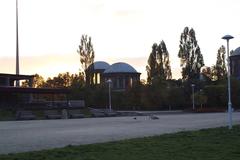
[104,110,118,117]
[69,100,85,108]
[44,110,62,119]
[89,108,118,117]
[89,109,106,117]
[16,110,36,120]
[68,109,85,119]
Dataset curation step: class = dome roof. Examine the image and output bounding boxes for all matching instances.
[231,47,240,56]
[104,62,138,74]
[88,61,110,70]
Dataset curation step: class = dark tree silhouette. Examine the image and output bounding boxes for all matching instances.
[158,41,172,80]
[146,40,172,83]
[178,27,204,80]
[44,72,85,88]
[21,74,45,88]
[212,45,227,80]
[77,35,95,77]
[146,43,158,83]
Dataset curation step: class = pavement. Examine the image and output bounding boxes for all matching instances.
[1,112,240,154]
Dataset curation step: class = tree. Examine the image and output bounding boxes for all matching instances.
[146,40,172,83]
[159,41,172,80]
[201,66,213,81]
[44,72,85,88]
[178,27,204,80]
[21,74,45,88]
[212,45,227,81]
[193,90,208,109]
[146,43,158,83]
[77,35,95,77]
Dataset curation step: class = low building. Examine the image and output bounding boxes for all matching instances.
[0,73,70,109]
[0,73,34,87]
[86,61,141,90]
[230,47,240,79]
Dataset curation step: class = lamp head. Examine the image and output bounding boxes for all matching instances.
[222,35,234,40]
[106,79,112,83]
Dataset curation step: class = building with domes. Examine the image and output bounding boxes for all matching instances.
[85,61,110,85]
[86,61,141,90]
[230,47,240,79]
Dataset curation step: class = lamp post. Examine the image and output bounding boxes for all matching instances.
[106,79,112,111]
[191,84,195,110]
[222,35,234,129]
[16,0,20,86]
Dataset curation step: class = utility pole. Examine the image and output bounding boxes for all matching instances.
[16,0,20,86]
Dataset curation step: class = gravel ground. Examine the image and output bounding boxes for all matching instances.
[1,112,240,154]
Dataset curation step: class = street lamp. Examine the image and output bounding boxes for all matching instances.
[106,79,112,111]
[222,35,234,129]
[191,84,195,110]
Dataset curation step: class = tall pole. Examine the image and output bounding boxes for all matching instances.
[16,0,20,86]
[227,39,232,129]
[222,35,234,129]
[107,79,112,111]
[109,82,111,111]
[191,84,195,110]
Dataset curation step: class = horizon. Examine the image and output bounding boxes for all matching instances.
[0,0,240,80]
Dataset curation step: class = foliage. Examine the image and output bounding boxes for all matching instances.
[204,84,227,108]
[200,66,214,82]
[2,126,240,160]
[43,72,85,89]
[83,85,108,108]
[146,40,172,83]
[21,74,45,88]
[192,90,208,108]
[178,27,204,80]
[77,34,95,75]
[230,78,240,108]
[0,109,15,121]
[16,72,240,110]
[146,43,158,83]
[167,86,186,109]
[212,45,227,81]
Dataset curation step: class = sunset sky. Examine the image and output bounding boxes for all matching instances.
[0,0,240,80]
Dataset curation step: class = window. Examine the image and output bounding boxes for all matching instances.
[130,77,133,87]
[119,77,123,88]
[97,73,100,84]
[92,73,96,84]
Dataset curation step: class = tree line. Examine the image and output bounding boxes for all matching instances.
[20,27,239,110]
[146,26,227,83]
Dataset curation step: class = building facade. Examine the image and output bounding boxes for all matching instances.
[85,61,110,85]
[230,47,240,79]
[86,61,141,90]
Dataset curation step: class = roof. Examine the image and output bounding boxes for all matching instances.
[87,61,110,70]
[0,73,34,80]
[0,86,70,94]
[231,47,240,57]
[103,62,139,74]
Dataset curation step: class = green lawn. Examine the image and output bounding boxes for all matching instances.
[1,126,240,160]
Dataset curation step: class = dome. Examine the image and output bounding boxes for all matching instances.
[88,61,110,70]
[103,62,138,74]
[231,47,240,57]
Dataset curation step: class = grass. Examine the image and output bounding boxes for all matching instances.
[0,109,15,121]
[1,126,240,160]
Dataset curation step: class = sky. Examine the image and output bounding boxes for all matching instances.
[0,0,240,80]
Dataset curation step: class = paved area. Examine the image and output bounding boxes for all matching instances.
[1,112,240,154]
